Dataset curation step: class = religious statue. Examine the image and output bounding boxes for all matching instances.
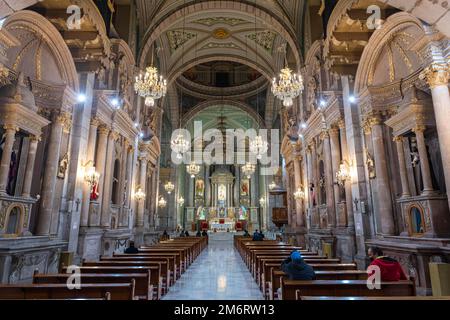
[57,153,69,179]
[411,151,420,168]
[195,179,205,197]
[309,183,317,206]
[90,181,99,201]
[218,184,226,201]
[365,148,376,179]
[241,179,249,196]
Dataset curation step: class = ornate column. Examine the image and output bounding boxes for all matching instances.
[126,145,134,209]
[306,144,313,210]
[136,155,148,227]
[293,154,304,227]
[393,136,411,197]
[91,125,109,226]
[80,118,99,226]
[370,115,395,235]
[37,112,68,235]
[422,63,450,208]
[330,126,345,226]
[100,131,119,227]
[339,120,354,227]
[0,125,17,193]
[322,130,336,227]
[21,135,40,197]
[413,125,435,195]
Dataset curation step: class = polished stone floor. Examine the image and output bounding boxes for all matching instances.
[162,232,264,300]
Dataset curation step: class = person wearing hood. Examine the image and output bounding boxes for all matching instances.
[281,251,316,281]
[368,247,408,281]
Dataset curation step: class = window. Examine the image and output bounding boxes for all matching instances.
[410,206,425,235]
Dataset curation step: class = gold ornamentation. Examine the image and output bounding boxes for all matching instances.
[98,125,110,135]
[212,28,230,39]
[193,17,248,27]
[420,63,449,89]
[246,31,276,52]
[319,130,329,141]
[0,63,10,86]
[412,125,426,133]
[167,30,196,52]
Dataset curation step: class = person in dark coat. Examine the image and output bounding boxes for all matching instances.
[201,230,208,237]
[252,229,263,241]
[196,230,201,237]
[281,251,316,280]
[243,229,251,237]
[124,241,139,254]
[184,230,190,237]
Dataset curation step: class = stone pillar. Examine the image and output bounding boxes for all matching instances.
[330,127,345,226]
[293,155,304,227]
[322,130,336,227]
[37,112,68,235]
[371,117,395,235]
[393,136,411,197]
[339,120,354,227]
[80,118,99,226]
[126,145,134,209]
[422,63,450,209]
[413,126,435,195]
[0,125,17,193]
[21,135,40,197]
[100,131,118,227]
[136,156,148,227]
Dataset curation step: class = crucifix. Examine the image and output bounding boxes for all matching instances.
[353,198,359,211]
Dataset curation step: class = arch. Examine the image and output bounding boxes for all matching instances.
[4,10,79,91]
[138,1,302,71]
[182,100,265,129]
[354,12,426,96]
[4,204,26,235]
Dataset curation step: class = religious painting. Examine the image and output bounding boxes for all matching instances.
[218,184,226,201]
[240,179,250,196]
[238,206,248,220]
[195,178,205,198]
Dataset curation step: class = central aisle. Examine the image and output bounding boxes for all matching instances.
[162,232,264,300]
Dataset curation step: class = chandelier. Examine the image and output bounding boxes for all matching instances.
[250,136,269,160]
[272,67,304,107]
[171,134,190,159]
[336,161,351,186]
[177,196,185,207]
[293,187,305,200]
[187,163,200,178]
[242,162,256,179]
[158,196,167,208]
[164,181,175,194]
[84,165,100,186]
[134,66,167,107]
[135,187,146,201]
[259,197,266,207]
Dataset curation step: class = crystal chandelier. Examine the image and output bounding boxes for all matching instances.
[171,134,190,159]
[134,66,167,107]
[177,196,185,207]
[336,161,351,186]
[135,187,146,201]
[187,163,200,178]
[272,67,304,107]
[164,181,175,194]
[250,135,269,160]
[158,196,167,208]
[293,187,305,200]
[242,162,256,179]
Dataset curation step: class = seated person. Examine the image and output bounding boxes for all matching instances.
[124,241,139,254]
[243,229,251,237]
[259,231,265,239]
[196,230,201,237]
[179,230,186,237]
[201,230,208,237]
[252,229,263,241]
[281,251,316,280]
[184,230,190,237]
[368,246,407,281]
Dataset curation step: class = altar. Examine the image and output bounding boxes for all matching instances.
[209,218,235,232]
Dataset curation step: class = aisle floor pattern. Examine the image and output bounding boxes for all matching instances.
[162,232,264,300]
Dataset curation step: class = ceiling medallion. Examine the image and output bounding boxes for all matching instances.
[213,28,231,40]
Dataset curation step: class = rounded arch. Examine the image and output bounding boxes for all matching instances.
[138,1,302,71]
[354,12,426,95]
[4,10,79,91]
[182,100,265,129]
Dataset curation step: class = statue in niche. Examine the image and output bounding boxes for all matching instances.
[411,151,420,168]
[309,183,317,206]
[57,153,69,179]
[365,148,376,179]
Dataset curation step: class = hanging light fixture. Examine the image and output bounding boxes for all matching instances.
[335,161,351,186]
[177,196,185,207]
[134,65,167,107]
[242,162,256,179]
[293,187,305,200]
[171,133,190,160]
[272,67,304,107]
[164,181,175,194]
[187,162,200,178]
[259,197,266,207]
[135,187,146,201]
[249,135,269,160]
[158,196,167,208]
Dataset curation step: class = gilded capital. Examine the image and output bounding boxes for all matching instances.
[29,134,42,142]
[3,124,18,132]
[110,131,120,141]
[337,119,346,130]
[393,136,403,143]
[421,63,449,89]
[90,117,101,127]
[98,125,110,135]
[319,130,329,140]
[413,125,426,134]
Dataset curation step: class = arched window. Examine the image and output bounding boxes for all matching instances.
[6,207,21,235]
[410,206,425,236]
[111,159,120,204]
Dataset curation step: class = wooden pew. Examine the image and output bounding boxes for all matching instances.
[0,283,134,300]
[114,252,182,279]
[33,273,152,300]
[280,279,416,300]
[62,265,162,300]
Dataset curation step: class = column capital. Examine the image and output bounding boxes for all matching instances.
[110,131,120,141]
[420,63,449,89]
[54,111,72,133]
[29,134,41,142]
[319,129,329,140]
[329,127,340,137]
[393,135,403,143]
[90,117,101,127]
[413,125,427,134]
[98,125,110,135]
[3,124,18,132]
[337,119,346,130]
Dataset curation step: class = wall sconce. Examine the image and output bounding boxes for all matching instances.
[164,181,175,194]
[158,197,167,208]
[177,196,185,207]
[83,160,100,186]
[135,187,146,201]
[293,187,305,200]
[335,161,351,186]
[259,197,266,207]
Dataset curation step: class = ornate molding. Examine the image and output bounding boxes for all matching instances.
[420,63,449,89]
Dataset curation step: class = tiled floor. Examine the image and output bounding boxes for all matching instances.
[162,232,264,300]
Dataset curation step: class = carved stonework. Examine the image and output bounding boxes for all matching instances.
[57,153,69,179]
[420,63,449,89]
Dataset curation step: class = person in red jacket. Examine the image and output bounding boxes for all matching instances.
[368,246,408,281]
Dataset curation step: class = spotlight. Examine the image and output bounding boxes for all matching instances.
[299,134,304,139]
[319,99,326,107]
[134,123,139,128]
[349,95,356,103]
[77,94,86,103]
[301,122,307,129]
[139,132,144,138]
[111,98,119,107]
